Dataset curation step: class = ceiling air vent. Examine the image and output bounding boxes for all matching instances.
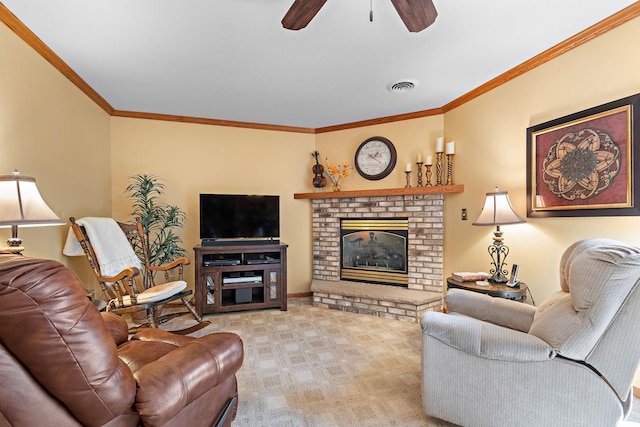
[386,79,417,93]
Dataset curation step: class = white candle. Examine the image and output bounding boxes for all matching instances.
[436,137,444,153]
[417,154,423,163]
[405,163,412,172]
[426,155,433,165]
[446,141,455,155]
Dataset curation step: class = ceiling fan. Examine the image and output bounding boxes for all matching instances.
[282,0,437,33]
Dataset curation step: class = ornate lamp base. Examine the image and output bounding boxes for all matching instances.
[486,227,510,283]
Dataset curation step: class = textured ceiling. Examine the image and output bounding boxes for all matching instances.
[2,0,637,129]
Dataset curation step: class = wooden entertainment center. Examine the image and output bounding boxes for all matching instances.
[193,242,288,316]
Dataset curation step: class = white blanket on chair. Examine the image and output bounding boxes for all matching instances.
[63,217,142,277]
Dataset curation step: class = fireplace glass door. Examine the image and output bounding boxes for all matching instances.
[340,218,408,287]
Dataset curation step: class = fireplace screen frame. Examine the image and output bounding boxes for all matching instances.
[340,218,408,287]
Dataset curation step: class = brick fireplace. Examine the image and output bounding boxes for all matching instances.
[306,191,451,322]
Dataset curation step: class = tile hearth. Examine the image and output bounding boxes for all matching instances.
[311,279,441,322]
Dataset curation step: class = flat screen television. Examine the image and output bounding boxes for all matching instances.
[199,194,280,243]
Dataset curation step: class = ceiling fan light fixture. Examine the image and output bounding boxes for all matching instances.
[387,79,417,93]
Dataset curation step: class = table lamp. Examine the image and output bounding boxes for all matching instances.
[472,187,525,283]
[0,170,65,253]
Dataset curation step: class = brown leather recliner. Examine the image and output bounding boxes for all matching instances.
[0,254,244,427]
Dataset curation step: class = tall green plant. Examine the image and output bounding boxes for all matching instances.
[125,174,187,270]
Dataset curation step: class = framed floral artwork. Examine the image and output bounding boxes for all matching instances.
[526,93,640,217]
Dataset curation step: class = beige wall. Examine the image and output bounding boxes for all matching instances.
[315,116,445,191]
[4,12,640,304]
[109,117,315,294]
[442,15,640,303]
[315,14,640,304]
[0,22,112,291]
[107,113,443,297]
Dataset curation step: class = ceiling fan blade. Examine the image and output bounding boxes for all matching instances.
[282,0,329,30]
[390,0,437,33]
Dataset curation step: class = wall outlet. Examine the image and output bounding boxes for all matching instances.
[461,208,467,220]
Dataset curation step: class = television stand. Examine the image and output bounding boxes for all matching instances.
[194,242,288,316]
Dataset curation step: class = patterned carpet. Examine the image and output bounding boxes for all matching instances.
[184,298,446,426]
[164,298,640,427]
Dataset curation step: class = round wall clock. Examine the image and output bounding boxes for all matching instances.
[354,136,397,180]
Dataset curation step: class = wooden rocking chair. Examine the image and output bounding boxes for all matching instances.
[68,217,209,335]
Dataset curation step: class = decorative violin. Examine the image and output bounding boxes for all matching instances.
[311,151,327,189]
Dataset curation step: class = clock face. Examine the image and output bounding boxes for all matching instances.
[354,137,397,180]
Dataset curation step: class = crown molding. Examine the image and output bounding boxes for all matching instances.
[111,110,315,134]
[315,107,443,134]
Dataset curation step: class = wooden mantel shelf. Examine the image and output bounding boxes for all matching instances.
[294,184,464,199]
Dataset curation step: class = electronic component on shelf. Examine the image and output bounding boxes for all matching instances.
[246,256,279,264]
[235,288,252,304]
[204,259,241,266]
[222,276,263,285]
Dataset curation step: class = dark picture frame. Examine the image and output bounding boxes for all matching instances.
[526,93,640,217]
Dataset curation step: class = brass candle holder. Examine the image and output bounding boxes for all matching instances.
[446,154,454,185]
[425,164,433,186]
[416,162,424,186]
[436,152,443,185]
[404,171,412,188]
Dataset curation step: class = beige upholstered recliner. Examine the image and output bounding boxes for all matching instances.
[421,239,640,427]
[0,254,244,427]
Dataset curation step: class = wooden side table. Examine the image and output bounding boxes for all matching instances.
[446,277,528,302]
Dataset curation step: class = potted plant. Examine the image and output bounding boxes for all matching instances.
[125,174,187,286]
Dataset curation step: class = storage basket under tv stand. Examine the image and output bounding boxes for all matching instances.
[194,242,288,315]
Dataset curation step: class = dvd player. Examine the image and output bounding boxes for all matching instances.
[223,276,262,285]
[203,259,241,267]
[246,256,279,265]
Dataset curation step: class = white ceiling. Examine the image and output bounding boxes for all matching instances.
[2,0,637,129]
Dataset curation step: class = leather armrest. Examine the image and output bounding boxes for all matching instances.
[421,311,555,362]
[133,332,243,426]
[101,312,129,346]
[130,327,195,347]
[446,288,537,332]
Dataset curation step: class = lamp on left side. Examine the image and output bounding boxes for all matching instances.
[0,170,65,254]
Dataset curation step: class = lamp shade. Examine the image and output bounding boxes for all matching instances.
[473,187,525,226]
[0,171,64,227]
